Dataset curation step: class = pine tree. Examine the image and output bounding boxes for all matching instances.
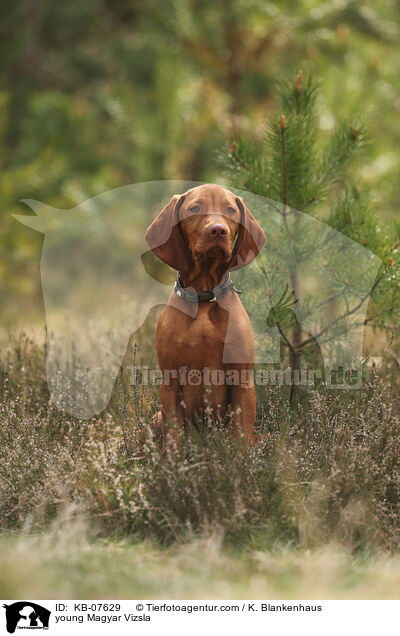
[220,71,400,400]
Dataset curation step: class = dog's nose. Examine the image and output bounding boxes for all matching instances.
[207,223,228,238]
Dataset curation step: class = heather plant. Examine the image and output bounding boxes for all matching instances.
[1,334,399,551]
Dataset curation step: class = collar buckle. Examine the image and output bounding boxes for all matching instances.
[201,290,216,302]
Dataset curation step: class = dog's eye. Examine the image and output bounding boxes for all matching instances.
[226,206,236,214]
[190,205,200,213]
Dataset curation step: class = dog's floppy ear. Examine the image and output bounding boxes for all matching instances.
[145,194,193,272]
[229,196,266,270]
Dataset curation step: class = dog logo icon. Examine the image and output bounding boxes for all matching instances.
[3,602,51,634]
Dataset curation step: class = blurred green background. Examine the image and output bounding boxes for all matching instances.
[1,0,399,328]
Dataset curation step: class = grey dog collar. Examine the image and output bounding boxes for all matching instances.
[174,272,242,303]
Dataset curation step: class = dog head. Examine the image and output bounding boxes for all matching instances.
[144,184,265,274]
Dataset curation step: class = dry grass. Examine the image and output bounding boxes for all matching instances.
[0,334,400,598]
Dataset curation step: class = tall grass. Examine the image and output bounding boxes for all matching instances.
[0,334,399,552]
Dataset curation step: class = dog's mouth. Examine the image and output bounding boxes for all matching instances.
[195,241,232,262]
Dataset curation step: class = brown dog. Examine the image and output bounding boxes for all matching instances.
[145,184,266,447]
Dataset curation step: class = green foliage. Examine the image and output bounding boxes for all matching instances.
[220,73,400,382]
[221,72,366,211]
[1,0,400,326]
[265,284,298,329]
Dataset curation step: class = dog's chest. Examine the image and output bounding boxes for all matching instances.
[165,304,228,362]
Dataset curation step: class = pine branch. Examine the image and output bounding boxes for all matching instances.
[304,121,367,208]
[260,257,297,355]
[297,268,387,351]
